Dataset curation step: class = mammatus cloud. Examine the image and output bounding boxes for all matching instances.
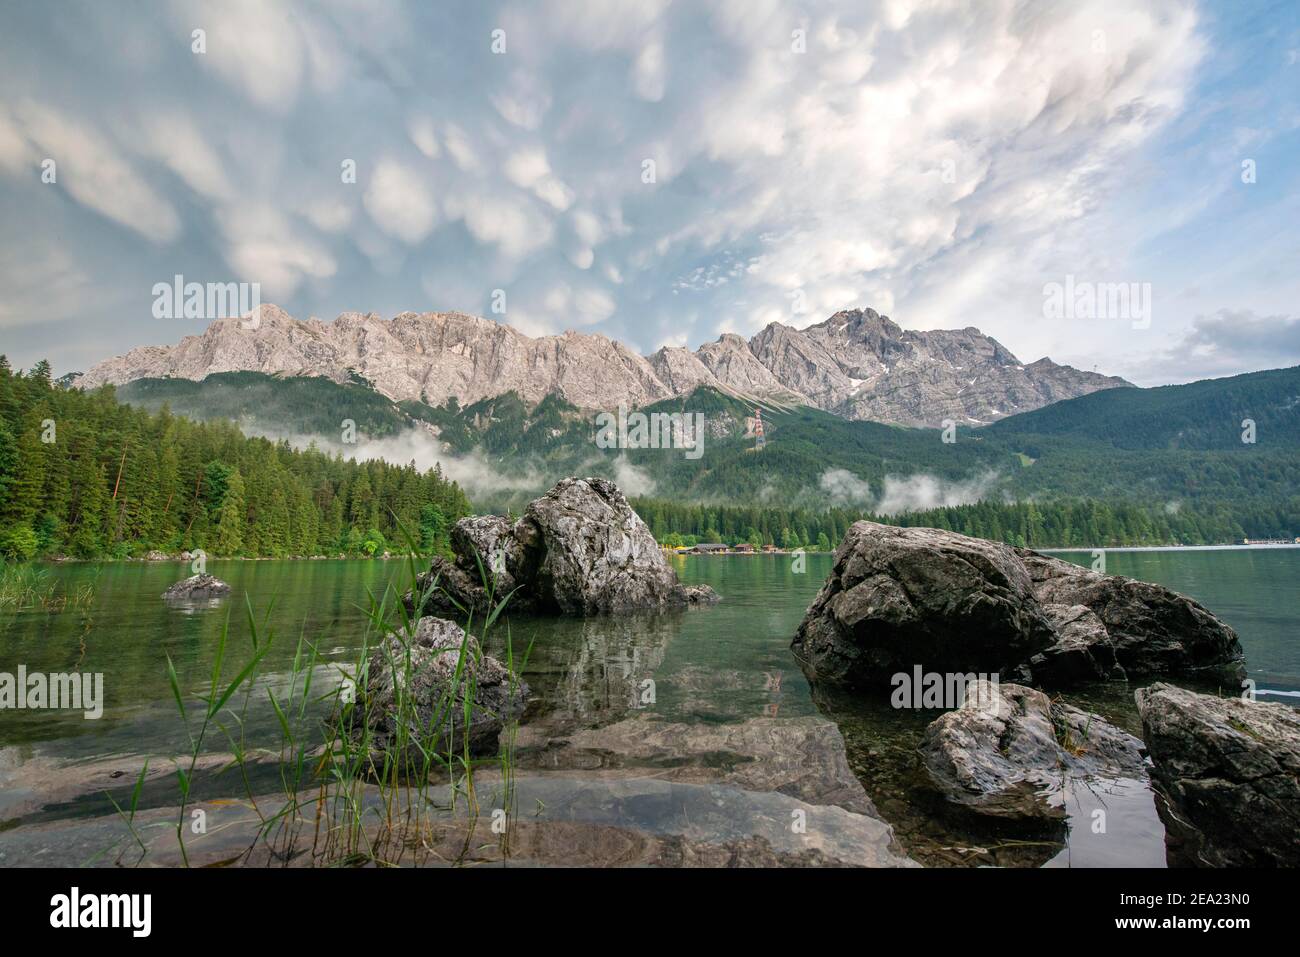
[1,0,1256,381]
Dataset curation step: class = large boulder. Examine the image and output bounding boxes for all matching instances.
[1019,603,1124,685]
[922,680,1145,821]
[791,522,1244,689]
[1136,682,1300,867]
[791,522,1056,686]
[408,478,719,616]
[353,616,528,769]
[1019,551,1245,683]
[161,574,230,600]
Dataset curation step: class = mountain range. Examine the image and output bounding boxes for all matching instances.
[74,305,1129,429]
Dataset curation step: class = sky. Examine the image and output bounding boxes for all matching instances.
[1,0,1297,387]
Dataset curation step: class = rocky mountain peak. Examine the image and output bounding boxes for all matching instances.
[73,304,1129,428]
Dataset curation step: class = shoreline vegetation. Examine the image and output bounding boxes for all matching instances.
[10,539,1298,567]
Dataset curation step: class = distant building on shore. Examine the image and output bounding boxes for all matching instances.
[693,543,729,554]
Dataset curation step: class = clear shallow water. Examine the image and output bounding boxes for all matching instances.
[0,548,1296,866]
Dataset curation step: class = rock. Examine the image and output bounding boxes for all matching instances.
[1135,682,1300,866]
[791,522,1245,690]
[353,616,528,768]
[408,478,720,617]
[1019,551,1245,683]
[161,574,230,600]
[516,715,882,817]
[142,550,171,562]
[791,522,1056,686]
[922,680,1145,821]
[1019,603,1124,685]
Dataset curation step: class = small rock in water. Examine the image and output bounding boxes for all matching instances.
[161,574,230,600]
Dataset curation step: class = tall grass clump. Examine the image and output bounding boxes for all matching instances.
[149,516,530,867]
[0,561,97,612]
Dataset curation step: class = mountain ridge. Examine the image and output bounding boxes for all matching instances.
[75,304,1130,428]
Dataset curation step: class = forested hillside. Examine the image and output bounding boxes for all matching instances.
[984,365,1300,450]
[631,496,1292,551]
[6,358,1297,558]
[119,371,411,438]
[0,358,470,560]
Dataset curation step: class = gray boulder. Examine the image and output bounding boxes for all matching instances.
[1019,603,1124,685]
[1019,551,1245,683]
[791,522,1244,690]
[354,616,528,769]
[791,522,1055,686]
[1136,682,1300,867]
[408,478,720,617]
[922,680,1145,821]
[161,574,230,600]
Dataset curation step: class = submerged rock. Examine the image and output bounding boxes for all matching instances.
[791,521,1244,689]
[1136,682,1300,867]
[407,477,720,617]
[921,680,1145,821]
[353,616,528,768]
[161,574,230,600]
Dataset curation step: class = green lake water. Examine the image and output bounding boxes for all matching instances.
[1,547,1296,867]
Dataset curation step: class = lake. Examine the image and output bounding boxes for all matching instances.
[1,547,1297,867]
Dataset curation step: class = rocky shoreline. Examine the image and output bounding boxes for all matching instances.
[354,482,1291,868]
[6,480,1294,869]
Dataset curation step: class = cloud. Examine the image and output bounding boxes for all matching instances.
[502,147,574,211]
[10,0,1288,389]
[176,0,308,112]
[1125,310,1300,384]
[249,426,544,498]
[363,160,438,243]
[217,205,337,298]
[874,472,999,516]
[12,102,181,241]
[611,455,657,496]
[818,468,872,506]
